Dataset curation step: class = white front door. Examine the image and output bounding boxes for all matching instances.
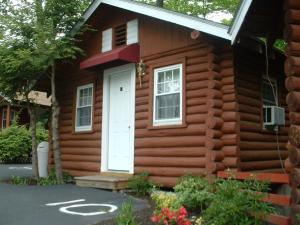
[102,64,135,173]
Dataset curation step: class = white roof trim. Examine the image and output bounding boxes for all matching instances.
[229,0,253,44]
[72,0,253,44]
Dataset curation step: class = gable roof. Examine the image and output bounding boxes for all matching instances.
[72,0,254,43]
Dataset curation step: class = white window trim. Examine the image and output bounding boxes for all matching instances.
[153,64,183,126]
[75,83,94,132]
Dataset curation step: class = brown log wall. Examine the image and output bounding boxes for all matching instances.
[136,42,233,187]
[49,67,102,176]
[284,0,300,222]
[235,47,289,172]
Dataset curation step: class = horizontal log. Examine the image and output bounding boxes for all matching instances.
[239,103,261,114]
[221,76,234,85]
[289,125,300,147]
[186,63,214,74]
[149,176,179,188]
[222,112,238,122]
[222,146,239,156]
[61,147,100,155]
[60,133,101,141]
[240,141,286,150]
[285,25,300,42]
[205,139,223,150]
[287,42,300,57]
[207,108,222,117]
[186,114,207,123]
[186,53,216,66]
[135,112,148,120]
[287,91,300,111]
[240,160,284,171]
[291,168,300,187]
[285,0,300,9]
[207,150,224,162]
[135,136,206,148]
[60,140,101,148]
[186,71,221,82]
[238,95,261,107]
[287,142,300,165]
[206,162,225,173]
[135,104,148,113]
[220,59,233,68]
[238,86,261,98]
[286,75,300,92]
[135,147,206,157]
[135,124,207,138]
[186,98,207,106]
[222,157,239,168]
[240,132,288,142]
[135,166,206,177]
[240,121,262,132]
[206,117,223,129]
[223,102,238,111]
[290,111,300,125]
[240,112,260,123]
[285,9,300,27]
[222,122,238,134]
[186,80,209,90]
[208,80,222,90]
[222,93,236,102]
[240,150,288,161]
[222,137,238,146]
[62,161,100,172]
[206,99,223,109]
[135,156,206,167]
[135,120,147,129]
[221,68,234,77]
[63,169,99,177]
[206,129,222,138]
[61,154,100,162]
[186,105,208,114]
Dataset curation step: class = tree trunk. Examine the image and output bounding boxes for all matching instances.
[51,63,63,182]
[156,0,164,7]
[28,106,39,179]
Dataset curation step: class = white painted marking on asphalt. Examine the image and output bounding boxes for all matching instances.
[9,166,32,170]
[59,204,118,216]
[46,199,86,206]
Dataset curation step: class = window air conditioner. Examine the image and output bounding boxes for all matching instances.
[263,106,285,126]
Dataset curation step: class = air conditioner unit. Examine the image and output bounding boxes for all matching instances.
[263,106,285,126]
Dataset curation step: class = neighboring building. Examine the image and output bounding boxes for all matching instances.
[0,91,51,129]
[47,0,296,188]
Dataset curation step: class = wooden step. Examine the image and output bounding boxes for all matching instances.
[75,174,132,191]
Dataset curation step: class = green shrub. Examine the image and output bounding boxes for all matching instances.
[0,124,31,163]
[11,176,30,185]
[116,200,140,225]
[174,175,213,211]
[0,122,48,163]
[128,172,156,196]
[151,191,181,212]
[202,178,275,225]
[38,169,73,185]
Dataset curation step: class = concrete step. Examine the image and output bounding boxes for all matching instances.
[75,173,132,191]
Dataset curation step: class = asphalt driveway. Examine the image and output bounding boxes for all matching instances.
[0,164,33,180]
[0,164,149,225]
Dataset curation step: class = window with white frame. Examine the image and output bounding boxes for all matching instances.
[153,64,183,126]
[75,83,93,132]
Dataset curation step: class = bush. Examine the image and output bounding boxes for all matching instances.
[0,122,48,163]
[174,175,213,211]
[0,124,31,163]
[11,176,30,185]
[116,200,140,225]
[128,172,156,196]
[151,191,181,212]
[202,178,275,225]
[38,169,73,185]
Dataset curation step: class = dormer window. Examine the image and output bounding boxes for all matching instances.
[101,19,138,53]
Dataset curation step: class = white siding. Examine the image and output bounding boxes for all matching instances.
[102,28,113,52]
[126,19,138,45]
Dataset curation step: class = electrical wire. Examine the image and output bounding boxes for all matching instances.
[264,42,286,173]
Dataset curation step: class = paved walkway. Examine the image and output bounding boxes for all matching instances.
[0,164,149,225]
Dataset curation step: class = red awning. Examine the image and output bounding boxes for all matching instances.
[80,44,140,70]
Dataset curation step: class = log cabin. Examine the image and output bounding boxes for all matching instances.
[0,91,51,129]
[48,0,300,221]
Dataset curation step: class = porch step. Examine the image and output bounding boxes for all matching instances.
[74,173,132,191]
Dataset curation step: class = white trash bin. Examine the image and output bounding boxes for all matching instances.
[37,142,49,178]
